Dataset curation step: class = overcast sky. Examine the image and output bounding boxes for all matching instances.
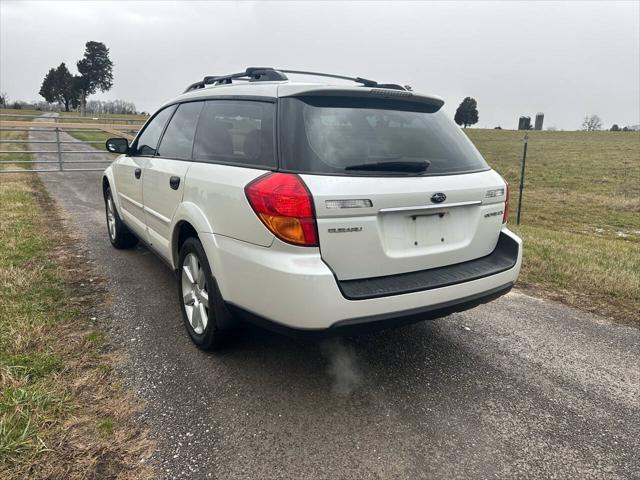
[1,1,638,129]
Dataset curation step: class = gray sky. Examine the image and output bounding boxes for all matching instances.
[1,1,638,129]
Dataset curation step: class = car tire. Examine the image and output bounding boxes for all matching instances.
[178,237,231,351]
[104,186,138,249]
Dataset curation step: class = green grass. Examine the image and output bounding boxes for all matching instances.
[66,129,113,145]
[465,129,640,324]
[0,387,70,459]
[0,135,151,478]
[0,168,75,463]
[3,353,63,381]
[97,418,114,436]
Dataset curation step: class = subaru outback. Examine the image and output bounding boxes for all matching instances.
[102,67,522,350]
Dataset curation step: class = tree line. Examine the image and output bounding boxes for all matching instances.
[0,96,138,116]
[582,115,636,132]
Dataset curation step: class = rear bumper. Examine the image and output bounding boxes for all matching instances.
[227,282,513,337]
[200,228,522,331]
[339,231,519,300]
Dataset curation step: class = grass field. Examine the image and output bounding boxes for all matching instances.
[0,129,151,478]
[0,107,46,119]
[466,129,640,324]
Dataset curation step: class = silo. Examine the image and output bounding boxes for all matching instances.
[518,116,531,130]
[534,113,544,130]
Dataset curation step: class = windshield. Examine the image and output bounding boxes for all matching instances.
[279,97,489,176]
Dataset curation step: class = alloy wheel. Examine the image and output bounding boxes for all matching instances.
[107,196,116,240]
[181,252,209,334]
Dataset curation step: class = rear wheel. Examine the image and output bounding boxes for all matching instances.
[178,237,231,350]
[104,187,137,249]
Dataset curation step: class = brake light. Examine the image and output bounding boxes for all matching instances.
[245,173,318,246]
[503,181,510,224]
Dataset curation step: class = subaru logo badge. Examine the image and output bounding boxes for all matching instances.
[431,192,446,203]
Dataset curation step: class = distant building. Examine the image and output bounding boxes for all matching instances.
[534,113,544,130]
[518,116,531,130]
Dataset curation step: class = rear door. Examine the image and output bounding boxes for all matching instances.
[279,95,508,281]
[114,105,175,240]
[142,101,203,261]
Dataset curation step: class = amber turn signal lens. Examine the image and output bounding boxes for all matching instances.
[259,214,307,245]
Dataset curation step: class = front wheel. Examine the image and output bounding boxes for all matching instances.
[178,237,231,350]
[104,187,137,249]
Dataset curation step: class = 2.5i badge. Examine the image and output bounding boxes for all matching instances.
[484,210,504,218]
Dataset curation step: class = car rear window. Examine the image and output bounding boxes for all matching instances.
[279,97,489,176]
[193,100,276,169]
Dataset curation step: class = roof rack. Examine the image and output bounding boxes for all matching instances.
[183,67,409,93]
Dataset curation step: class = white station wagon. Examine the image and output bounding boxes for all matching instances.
[103,68,522,350]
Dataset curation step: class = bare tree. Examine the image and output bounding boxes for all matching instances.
[0,92,7,107]
[582,114,602,131]
[85,99,137,115]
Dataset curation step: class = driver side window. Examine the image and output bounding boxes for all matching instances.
[132,105,176,156]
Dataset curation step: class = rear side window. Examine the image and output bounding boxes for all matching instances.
[193,100,276,168]
[157,102,203,159]
[279,97,489,176]
[133,105,176,156]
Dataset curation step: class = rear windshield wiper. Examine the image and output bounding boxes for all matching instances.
[345,160,431,173]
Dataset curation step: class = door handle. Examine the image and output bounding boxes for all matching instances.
[134,168,141,179]
[169,176,181,190]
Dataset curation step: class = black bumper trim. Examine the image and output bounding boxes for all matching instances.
[338,232,519,300]
[226,282,514,338]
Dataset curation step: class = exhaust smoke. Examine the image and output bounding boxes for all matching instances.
[321,338,364,395]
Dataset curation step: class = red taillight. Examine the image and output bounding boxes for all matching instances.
[245,173,318,246]
[503,181,510,224]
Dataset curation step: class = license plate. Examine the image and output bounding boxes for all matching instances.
[410,211,448,247]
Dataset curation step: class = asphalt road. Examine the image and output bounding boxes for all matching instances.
[29,117,640,479]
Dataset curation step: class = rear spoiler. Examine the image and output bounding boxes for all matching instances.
[280,87,445,111]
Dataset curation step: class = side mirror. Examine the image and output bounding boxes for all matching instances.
[106,137,129,154]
